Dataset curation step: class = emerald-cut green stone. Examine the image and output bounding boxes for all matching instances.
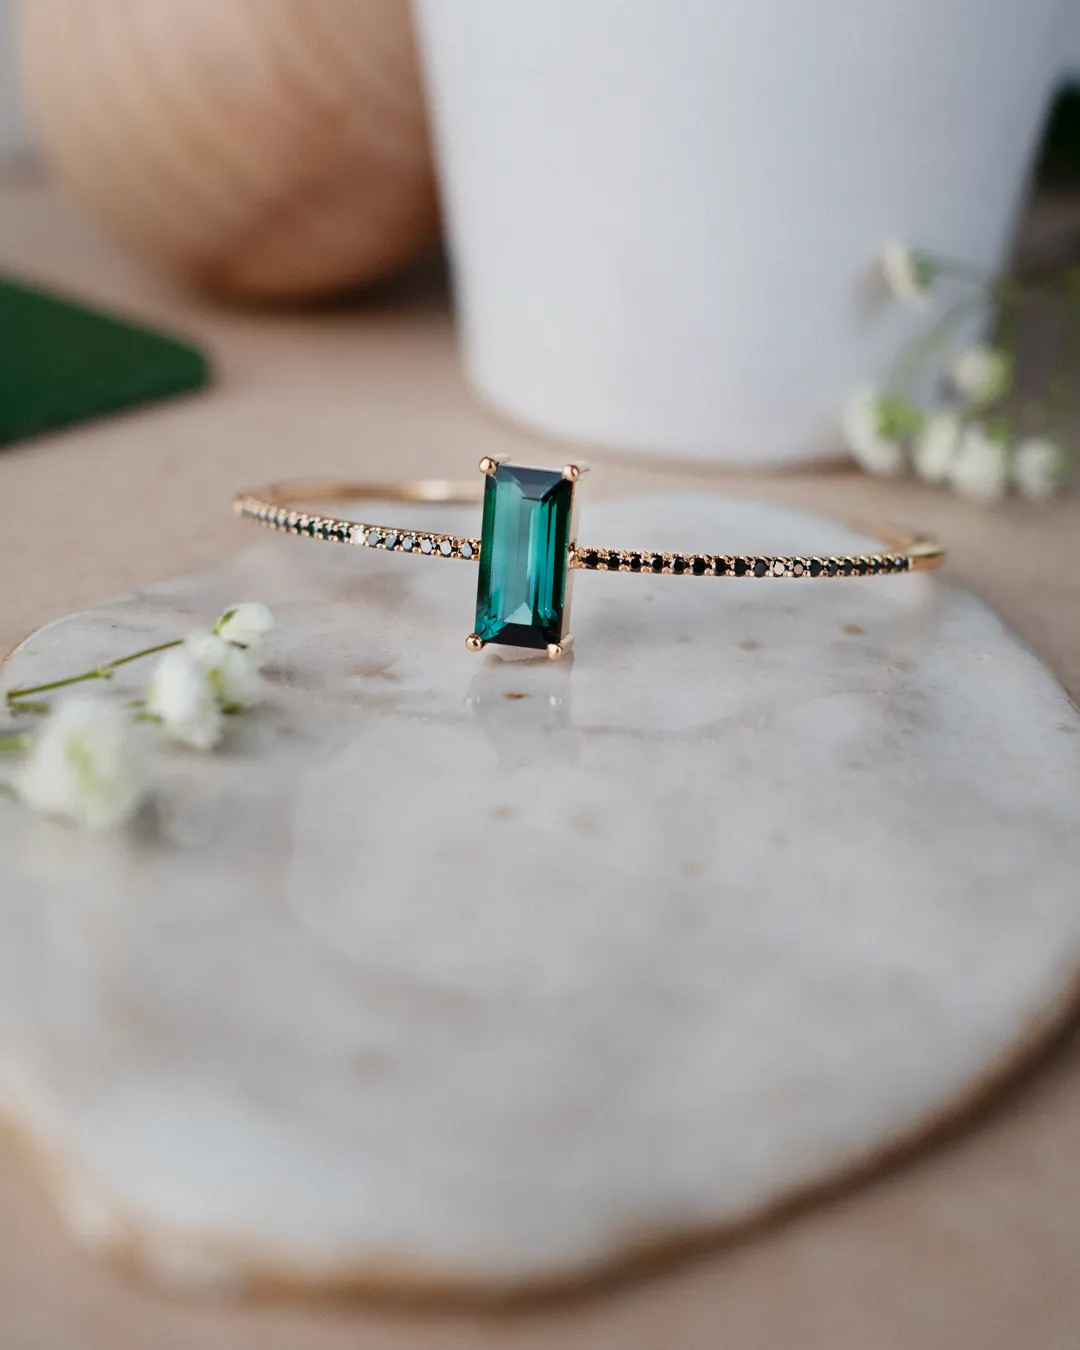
[475,464,573,649]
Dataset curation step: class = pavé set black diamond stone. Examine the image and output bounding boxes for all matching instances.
[234,460,946,657]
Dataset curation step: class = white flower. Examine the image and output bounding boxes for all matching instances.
[841,388,909,476]
[913,411,963,484]
[949,424,1009,505]
[16,698,146,830]
[1013,437,1070,502]
[949,345,1012,407]
[146,646,224,750]
[184,632,264,713]
[881,241,934,309]
[215,602,274,653]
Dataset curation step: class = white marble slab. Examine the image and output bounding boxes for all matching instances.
[0,495,1078,1299]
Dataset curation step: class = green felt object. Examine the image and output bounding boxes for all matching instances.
[0,274,210,445]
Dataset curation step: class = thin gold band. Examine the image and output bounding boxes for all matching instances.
[233,480,946,579]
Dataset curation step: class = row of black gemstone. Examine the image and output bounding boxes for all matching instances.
[244,503,480,560]
[355,526,477,560]
[246,504,353,543]
[575,550,909,577]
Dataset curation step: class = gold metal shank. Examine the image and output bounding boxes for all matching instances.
[233,482,946,578]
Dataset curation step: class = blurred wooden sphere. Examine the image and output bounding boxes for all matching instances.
[20,0,439,301]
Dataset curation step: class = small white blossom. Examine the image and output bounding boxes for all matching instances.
[184,632,264,713]
[949,345,1012,407]
[913,411,963,484]
[146,646,224,750]
[841,388,910,476]
[215,602,274,652]
[949,424,1009,505]
[1013,437,1070,502]
[881,241,934,309]
[16,698,146,830]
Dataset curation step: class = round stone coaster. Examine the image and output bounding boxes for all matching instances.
[0,494,1078,1299]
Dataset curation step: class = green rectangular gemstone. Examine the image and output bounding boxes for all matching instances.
[474,464,574,649]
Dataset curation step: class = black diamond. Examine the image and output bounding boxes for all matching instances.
[842,560,854,576]
[714,557,729,575]
[583,551,600,569]
[809,559,822,577]
[692,557,707,575]
[672,557,687,574]
[732,558,747,577]
[826,560,839,576]
[606,553,622,570]
[651,555,665,572]
[753,559,768,577]
[855,560,867,576]
[628,554,643,571]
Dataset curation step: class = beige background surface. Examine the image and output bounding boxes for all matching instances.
[1,171,1080,1349]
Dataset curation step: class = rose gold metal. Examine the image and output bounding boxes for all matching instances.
[233,483,945,578]
[478,454,509,476]
[561,463,590,482]
[465,634,485,653]
[546,636,574,660]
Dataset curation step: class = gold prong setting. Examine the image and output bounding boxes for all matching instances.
[546,635,574,661]
[561,462,590,482]
[465,634,485,653]
[479,454,510,477]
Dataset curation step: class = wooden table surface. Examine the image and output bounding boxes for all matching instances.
[2,172,1080,1350]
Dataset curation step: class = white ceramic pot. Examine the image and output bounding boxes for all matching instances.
[415,0,1065,466]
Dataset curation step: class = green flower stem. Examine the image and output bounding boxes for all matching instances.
[931,252,1072,297]
[979,290,1022,432]
[920,252,998,288]
[5,639,182,708]
[0,732,30,754]
[889,290,987,399]
[989,289,1020,363]
[1048,273,1080,441]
